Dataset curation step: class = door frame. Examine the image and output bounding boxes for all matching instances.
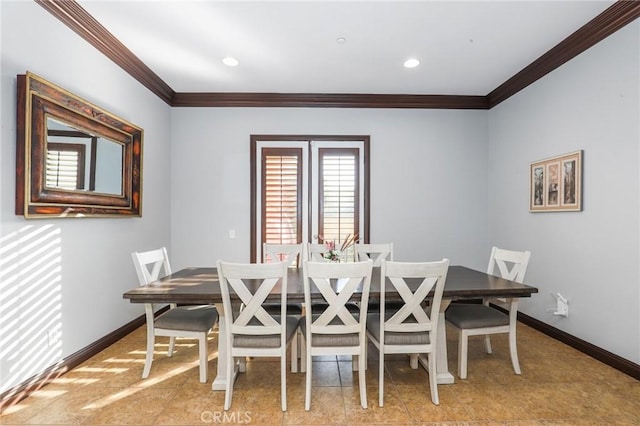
[250,134,370,262]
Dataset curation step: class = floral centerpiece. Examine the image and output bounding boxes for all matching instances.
[320,233,359,262]
[323,240,341,262]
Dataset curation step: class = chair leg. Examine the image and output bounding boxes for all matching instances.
[281,350,287,411]
[428,351,439,405]
[509,329,521,374]
[378,351,385,407]
[300,333,307,373]
[365,342,368,370]
[304,346,312,411]
[358,348,367,409]
[168,336,176,357]
[198,333,208,383]
[224,351,234,411]
[353,343,369,372]
[484,335,492,354]
[458,330,468,379]
[143,330,155,379]
[291,330,298,373]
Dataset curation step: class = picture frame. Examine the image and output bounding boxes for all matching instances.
[530,150,582,212]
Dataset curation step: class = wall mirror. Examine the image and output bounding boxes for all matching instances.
[16,72,143,218]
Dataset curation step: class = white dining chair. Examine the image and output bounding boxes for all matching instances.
[355,242,393,266]
[445,246,531,379]
[132,247,218,383]
[367,259,449,406]
[262,242,304,372]
[355,242,403,313]
[307,242,327,261]
[301,259,373,410]
[263,242,304,267]
[217,260,299,411]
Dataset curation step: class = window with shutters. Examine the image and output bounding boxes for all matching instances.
[262,148,302,245]
[46,143,86,190]
[251,136,369,263]
[318,148,359,246]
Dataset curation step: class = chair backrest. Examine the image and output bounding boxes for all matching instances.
[217,261,288,338]
[307,243,327,261]
[263,243,303,267]
[132,247,172,286]
[355,243,393,266]
[379,259,449,335]
[487,247,531,284]
[303,260,373,336]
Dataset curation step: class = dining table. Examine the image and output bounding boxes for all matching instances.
[123,265,538,390]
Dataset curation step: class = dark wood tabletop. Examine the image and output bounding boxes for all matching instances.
[122,265,538,305]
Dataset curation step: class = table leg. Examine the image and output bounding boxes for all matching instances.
[416,299,455,384]
[436,300,455,384]
[211,302,238,391]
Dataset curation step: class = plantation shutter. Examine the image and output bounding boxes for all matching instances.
[318,148,359,245]
[262,148,302,245]
[46,143,86,190]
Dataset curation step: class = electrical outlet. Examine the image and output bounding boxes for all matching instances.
[229,229,236,239]
[547,292,569,317]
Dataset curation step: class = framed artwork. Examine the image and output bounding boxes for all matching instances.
[530,150,582,212]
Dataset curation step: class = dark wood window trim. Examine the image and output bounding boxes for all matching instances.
[250,135,370,262]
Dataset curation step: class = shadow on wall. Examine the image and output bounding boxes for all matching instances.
[0,224,63,394]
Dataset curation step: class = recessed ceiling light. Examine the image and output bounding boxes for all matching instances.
[403,58,420,68]
[222,56,239,67]
[336,37,347,44]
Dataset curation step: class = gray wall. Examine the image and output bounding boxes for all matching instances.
[169,108,489,271]
[0,2,172,393]
[488,21,640,362]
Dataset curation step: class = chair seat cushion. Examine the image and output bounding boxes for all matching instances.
[445,304,509,329]
[155,305,218,331]
[233,315,300,348]
[366,314,431,345]
[299,315,360,347]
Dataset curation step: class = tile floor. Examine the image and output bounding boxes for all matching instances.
[1,323,639,425]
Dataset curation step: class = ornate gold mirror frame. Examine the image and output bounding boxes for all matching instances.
[16,72,143,218]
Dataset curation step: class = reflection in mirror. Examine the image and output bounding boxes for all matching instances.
[16,72,143,218]
[46,117,124,195]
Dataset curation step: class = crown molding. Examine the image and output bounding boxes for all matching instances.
[172,92,489,109]
[36,0,640,109]
[35,0,175,105]
[488,1,640,108]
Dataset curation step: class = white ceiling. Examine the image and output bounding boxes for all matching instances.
[78,1,615,95]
